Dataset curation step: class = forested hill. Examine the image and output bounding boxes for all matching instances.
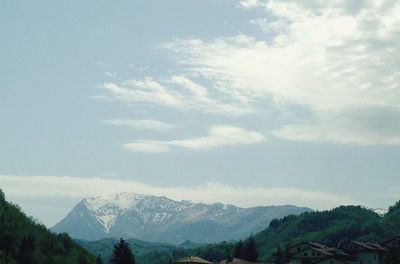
[187,201,400,263]
[0,190,98,264]
[254,205,383,261]
[255,201,400,260]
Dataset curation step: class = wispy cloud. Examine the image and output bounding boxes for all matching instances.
[158,0,400,146]
[102,79,183,107]
[101,76,254,116]
[124,125,266,152]
[105,71,117,77]
[0,174,359,226]
[102,119,176,131]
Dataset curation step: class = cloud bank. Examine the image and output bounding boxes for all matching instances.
[96,0,400,150]
[118,0,399,146]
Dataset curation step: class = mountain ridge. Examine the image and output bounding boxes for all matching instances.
[52,192,312,244]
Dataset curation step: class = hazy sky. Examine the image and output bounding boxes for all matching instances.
[1,0,400,226]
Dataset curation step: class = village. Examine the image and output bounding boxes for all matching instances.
[175,235,400,264]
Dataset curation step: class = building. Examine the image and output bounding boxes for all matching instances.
[285,238,399,264]
[287,241,350,264]
[312,257,355,264]
[380,235,400,264]
[338,241,388,264]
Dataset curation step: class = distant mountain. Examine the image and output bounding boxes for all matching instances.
[52,192,311,243]
[0,189,97,264]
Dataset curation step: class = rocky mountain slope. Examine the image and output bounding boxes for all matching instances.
[52,193,311,244]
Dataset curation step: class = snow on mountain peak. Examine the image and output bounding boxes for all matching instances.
[360,205,388,216]
[81,192,199,232]
[52,193,313,243]
[83,192,156,232]
[85,192,152,211]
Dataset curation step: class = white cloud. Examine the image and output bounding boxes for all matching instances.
[239,0,265,9]
[0,174,359,226]
[273,105,400,145]
[105,71,117,77]
[102,119,176,131]
[101,76,254,116]
[102,79,184,107]
[159,0,400,145]
[124,125,266,152]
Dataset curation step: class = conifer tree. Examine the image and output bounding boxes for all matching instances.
[110,238,135,264]
[225,245,233,262]
[18,235,35,264]
[96,255,103,264]
[233,240,243,259]
[243,236,258,262]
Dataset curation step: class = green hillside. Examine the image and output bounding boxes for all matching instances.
[76,238,175,264]
[0,190,98,264]
[187,202,400,263]
[76,238,208,264]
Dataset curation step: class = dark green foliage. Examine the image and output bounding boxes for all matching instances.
[233,240,243,259]
[243,236,258,262]
[383,201,400,234]
[77,237,179,264]
[251,205,385,261]
[18,235,35,264]
[224,245,233,262]
[0,189,97,264]
[184,202,400,263]
[110,238,135,264]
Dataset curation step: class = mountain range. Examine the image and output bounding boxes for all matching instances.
[51,192,311,244]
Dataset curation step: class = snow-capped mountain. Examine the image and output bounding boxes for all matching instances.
[51,193,311,243]
[372,208,388,216]
[359,205,388,216]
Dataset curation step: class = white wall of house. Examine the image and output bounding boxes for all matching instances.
[356,252,380,264]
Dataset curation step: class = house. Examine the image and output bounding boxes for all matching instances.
[288,241,328,256]
[380,235,400,250]
[312,257,355,264]
[338,241,388,264]
[289,246,337,264]
[287,241,349,264]
[175,256,213,264]
[380,235,400,264]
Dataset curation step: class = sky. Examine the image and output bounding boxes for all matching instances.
[1,0,400,227]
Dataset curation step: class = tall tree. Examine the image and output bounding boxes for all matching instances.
[109,238,135,264]
[96,255,103,264]
[18,235,35,264]
[225,245,233,262]
[243,236,258,262]
[233,240,243,259]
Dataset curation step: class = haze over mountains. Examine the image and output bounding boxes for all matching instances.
[51,193,311,244]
